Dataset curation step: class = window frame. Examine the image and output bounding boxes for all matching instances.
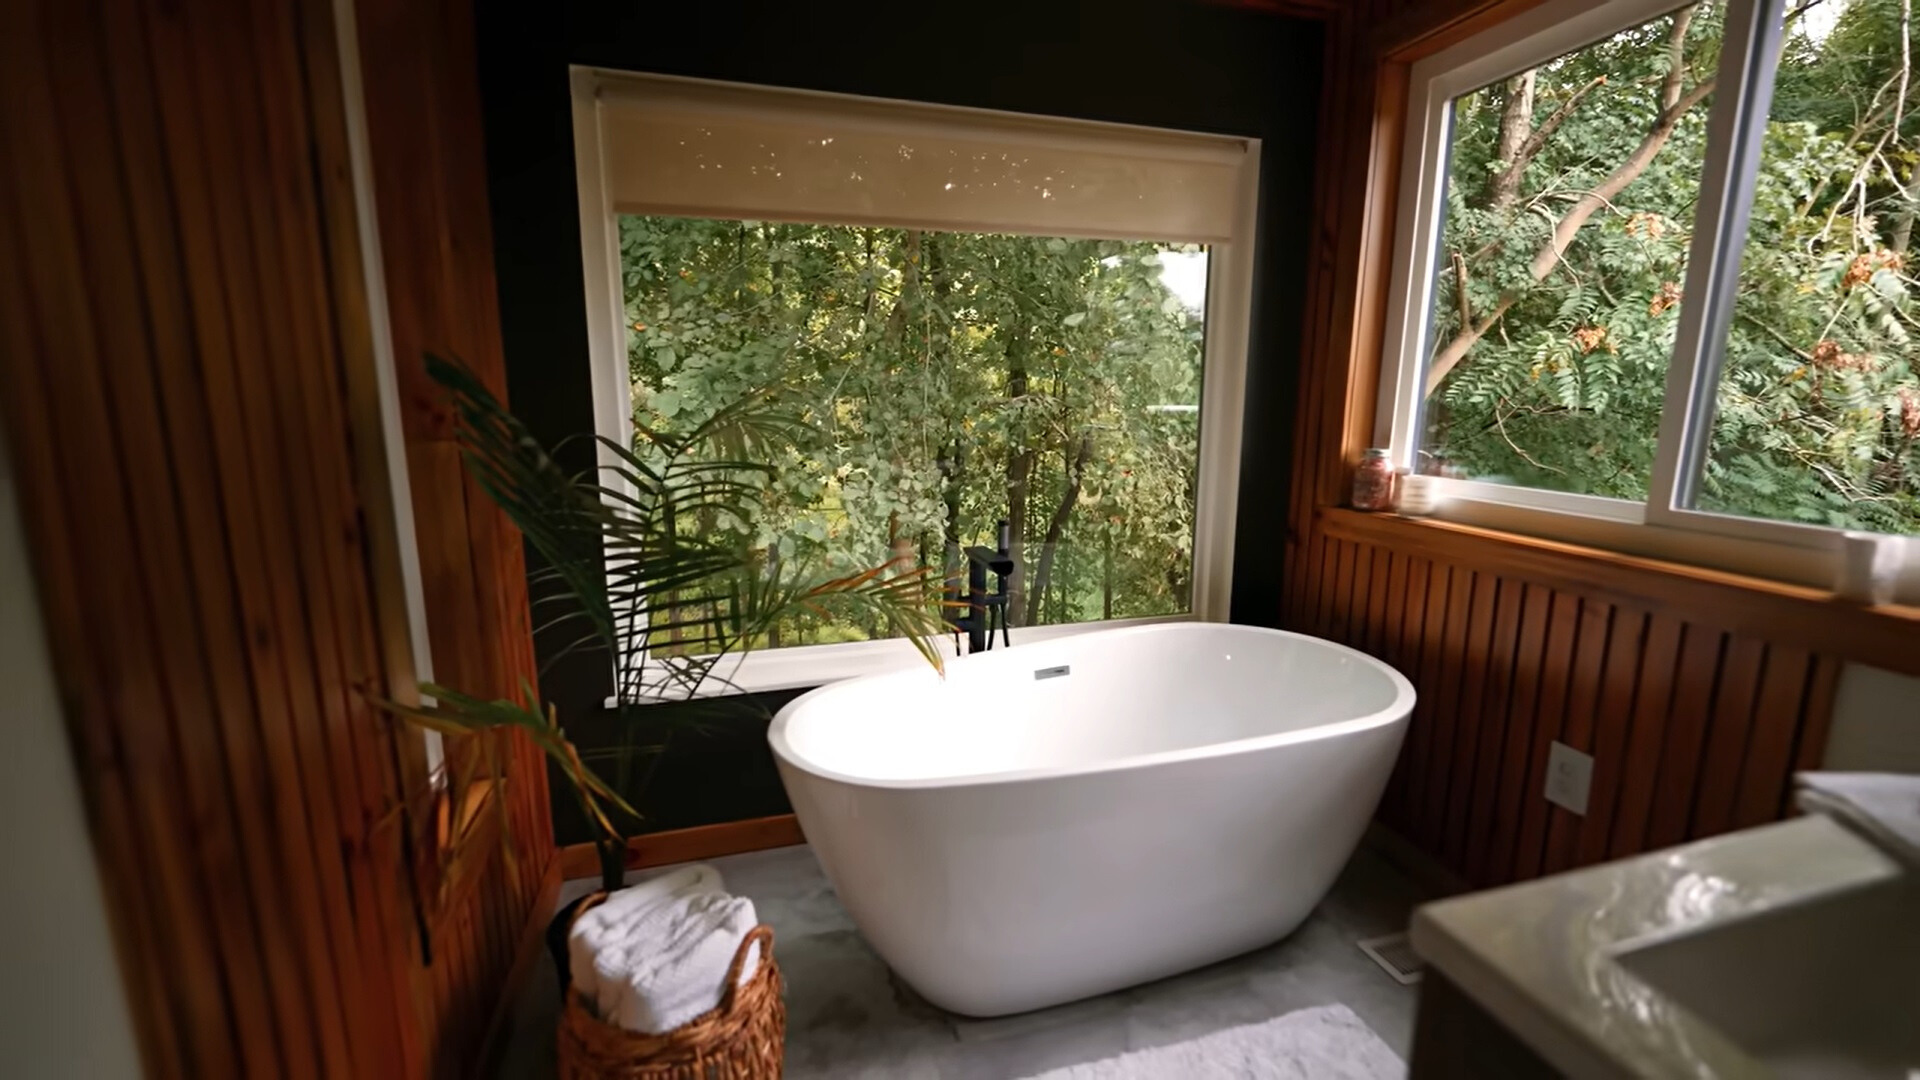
[568,67,1262,693]
[1376,0,1920,595]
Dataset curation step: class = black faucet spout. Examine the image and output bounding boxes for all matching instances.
[945,519,1016,654]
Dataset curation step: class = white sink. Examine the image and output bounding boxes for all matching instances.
[1412,816,1917,1079]
[1613,876,1920,1080]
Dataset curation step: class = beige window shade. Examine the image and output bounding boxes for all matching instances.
[589,71,1251,244]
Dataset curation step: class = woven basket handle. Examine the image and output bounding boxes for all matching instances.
[718,924,775,1013]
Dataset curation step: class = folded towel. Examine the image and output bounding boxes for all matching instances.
[598,890,760,1035]
[1796,771,1920,869]
[567,864,726,1019]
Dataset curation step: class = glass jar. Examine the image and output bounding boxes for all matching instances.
[1351,449,1396,512]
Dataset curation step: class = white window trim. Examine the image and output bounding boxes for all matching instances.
[332,0,443,779]
[1376,0,1920,602]
[570,68,1259,694]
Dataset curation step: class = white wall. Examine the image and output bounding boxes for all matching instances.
[0,436,144,1078]
[1822,662,1920,774]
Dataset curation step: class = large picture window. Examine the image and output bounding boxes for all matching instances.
[1381,0,1920,596]
[572,71,1258,685]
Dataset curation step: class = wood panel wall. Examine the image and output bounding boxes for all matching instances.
[1,0,555,1076]
[351,0,558,1070]
[1285,0,1920,889]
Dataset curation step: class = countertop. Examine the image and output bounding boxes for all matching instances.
[1409,815,1908,1079]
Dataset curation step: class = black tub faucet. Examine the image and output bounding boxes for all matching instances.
[947,519,1014,654]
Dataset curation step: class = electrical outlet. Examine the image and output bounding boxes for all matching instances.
[1544,741,1593,815]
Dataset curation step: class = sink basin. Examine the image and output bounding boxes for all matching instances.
[1613,876,1920,1080]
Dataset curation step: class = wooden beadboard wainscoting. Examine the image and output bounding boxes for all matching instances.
[351,0,561,1067]
[1286,0,1920,889]
[1,0,555,1076]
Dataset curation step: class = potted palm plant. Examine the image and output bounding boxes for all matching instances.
[387,355,942,919]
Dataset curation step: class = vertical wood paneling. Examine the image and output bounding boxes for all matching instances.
[2,0,557,1076]
[1400,565,1458,837]
[1603,613,1685,861]
[351,0,557,1071]
[1786,657,1847,799]
[1442,577,1516,869]
[1423,571,1487,862]
[1731,647,1812,830]
[1541,602,1617,876]
[1689,637,1768,840]
[1508,594,1584,882]
[1290,527,1860,887]
[1377,552,1410,660]
[1643,626,1729,851]
[1379,556,1433,824]
[1558,609,1647,871]
[1329,540,1359,643]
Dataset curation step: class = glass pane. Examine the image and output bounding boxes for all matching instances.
[1417,6,1720,498]
[619,217,1206,648]
[1697,0,1920,535]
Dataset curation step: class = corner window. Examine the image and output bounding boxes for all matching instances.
[1381,0,1919,595]
[572,71,1258,685]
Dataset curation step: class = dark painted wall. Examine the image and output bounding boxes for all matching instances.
[474,0,1323,843]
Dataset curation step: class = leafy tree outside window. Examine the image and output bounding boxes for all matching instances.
[619,218,1210,648]
[1418,0,1920,537]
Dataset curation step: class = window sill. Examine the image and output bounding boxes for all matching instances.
[1315,507,1920,676]
[605,613,1195,705]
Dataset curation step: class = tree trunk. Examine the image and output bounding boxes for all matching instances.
[884,230,921,344]
[1102,523,1114,621]
[886,512,915,569]
[1895,170,1918,253]
[762,545,780,648]
[1486,74,1607,216]
[1486,71,1536,211]
[1025,432,1093,626]
[862,228,877,320]
[1003,320,1033,626]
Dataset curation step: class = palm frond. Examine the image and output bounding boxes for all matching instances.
[413,355,944,888]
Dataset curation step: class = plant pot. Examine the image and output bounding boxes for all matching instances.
[546,891,600,1001]
[548,839,628,998]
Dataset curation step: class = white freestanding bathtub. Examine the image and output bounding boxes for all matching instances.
[767,621,1415,1017]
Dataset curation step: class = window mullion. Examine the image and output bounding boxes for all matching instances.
[1645,0,1788,524]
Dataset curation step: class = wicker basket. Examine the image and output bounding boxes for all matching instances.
[558,893,786,1079]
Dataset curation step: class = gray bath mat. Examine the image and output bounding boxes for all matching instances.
[1016,1003,1404,1080]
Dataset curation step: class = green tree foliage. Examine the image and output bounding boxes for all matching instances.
[618,217,1208,644]
[1426,0,1920,532]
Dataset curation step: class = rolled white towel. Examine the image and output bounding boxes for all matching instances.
[567,864,725,1018]
[600,890,760,1035]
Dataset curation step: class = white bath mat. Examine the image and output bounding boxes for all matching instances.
[1016,1004,1404,1080]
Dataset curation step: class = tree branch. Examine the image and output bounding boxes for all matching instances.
[1452,251,1473,328]
[1737,312,1817,363]
[1024,432,1093,626]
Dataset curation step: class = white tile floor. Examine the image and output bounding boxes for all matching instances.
[493,842,1428,1079]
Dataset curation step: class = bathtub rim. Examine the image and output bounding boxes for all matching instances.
[767,622,1415,792]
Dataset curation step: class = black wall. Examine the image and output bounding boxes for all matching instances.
[474,0,1323,843]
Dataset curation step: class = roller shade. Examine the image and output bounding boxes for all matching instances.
[588,71,1251,244]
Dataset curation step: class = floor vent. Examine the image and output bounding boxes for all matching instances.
[1357,933,1425,985]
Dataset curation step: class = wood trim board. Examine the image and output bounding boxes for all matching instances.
[558,816,808,882]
